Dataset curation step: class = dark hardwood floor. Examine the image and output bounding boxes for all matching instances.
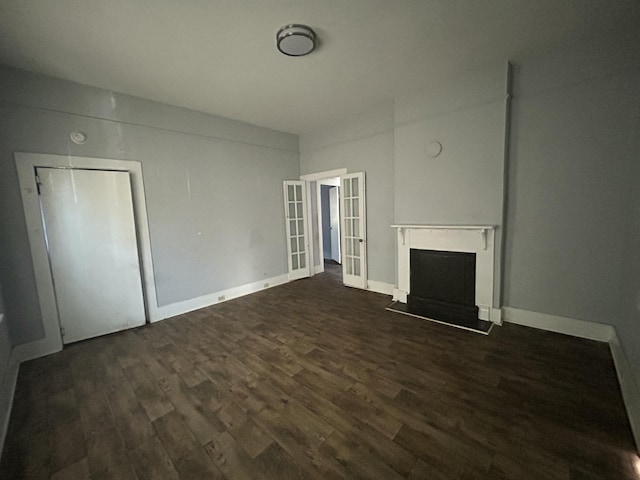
[1,269,638,479]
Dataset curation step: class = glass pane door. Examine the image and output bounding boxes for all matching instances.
[283,180,310,281]
[340,172,367,289]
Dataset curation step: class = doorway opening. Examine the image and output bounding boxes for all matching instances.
[298,168,367,290]
[318,177,342,278]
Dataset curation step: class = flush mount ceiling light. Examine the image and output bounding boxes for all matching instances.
[276,24,317,56]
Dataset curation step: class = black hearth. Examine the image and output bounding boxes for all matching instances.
[407,248,479,324]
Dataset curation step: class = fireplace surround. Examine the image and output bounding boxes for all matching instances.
[391,225,502,326]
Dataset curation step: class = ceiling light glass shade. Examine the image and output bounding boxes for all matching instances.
[277,24,316,56]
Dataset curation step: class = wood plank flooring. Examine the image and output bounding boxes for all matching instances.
[1,265,638,479]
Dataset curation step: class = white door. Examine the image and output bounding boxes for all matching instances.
[283,180,310,280]
[37,167,146,344]
[341,172,367,288]
[329,186,341,263]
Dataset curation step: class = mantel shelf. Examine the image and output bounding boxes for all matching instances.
[391,224,495,250]
[390,224,495,230]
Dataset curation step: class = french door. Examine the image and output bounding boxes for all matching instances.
[340,172,367,289]
[283,180,310,280]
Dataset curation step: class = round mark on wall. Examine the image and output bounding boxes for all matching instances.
[427,141,443,158]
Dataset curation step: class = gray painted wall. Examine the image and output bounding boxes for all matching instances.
[393,62,507,226]
[504,30,640,379]
[0,65,299,345]
[299,30,640,395]
[393,63,508,307]
[300,103,395,285]
[0,278,12,454]
[620,157,640,388]
[0,280,9,365]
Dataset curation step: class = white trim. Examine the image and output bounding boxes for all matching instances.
[315,181,325,275]
[15,152,159,359]
[491,308,503,326]
[503,307,614,342]
[0,348,19,455]
[609,329,640,454]
[153,273,289,321]
[300,168,347,181]
[393,288,407,302]
[367,280,394,296]
[391,224,495,230]
[304,171,344,276]
[305,181,316,276]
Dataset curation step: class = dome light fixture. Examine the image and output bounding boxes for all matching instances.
[276,24,317,57]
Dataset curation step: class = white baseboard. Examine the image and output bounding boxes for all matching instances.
[0,348,19,456]
[393,288,407,302]
[152,273,290,321]
[609,329,640,455]
[367,280,394,296]
[13,336,62,363]
[502,307,614,342]
[491,308,503,325]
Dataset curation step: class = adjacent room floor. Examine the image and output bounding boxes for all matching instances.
[1,269,638,479]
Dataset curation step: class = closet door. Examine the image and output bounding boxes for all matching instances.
[37,167,146,343]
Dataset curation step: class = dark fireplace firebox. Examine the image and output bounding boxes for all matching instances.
[386,247,493,334]
[407,248,479,324]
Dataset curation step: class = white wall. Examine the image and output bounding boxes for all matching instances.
[0,65,299,346]
[299,102,395,285]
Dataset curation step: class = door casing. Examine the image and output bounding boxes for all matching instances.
[15,152,158,360]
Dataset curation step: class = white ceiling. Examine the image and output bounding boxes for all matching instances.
[0,0,638,134]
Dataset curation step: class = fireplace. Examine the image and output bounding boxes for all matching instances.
[407,249,479,324]
[389,224,502,333]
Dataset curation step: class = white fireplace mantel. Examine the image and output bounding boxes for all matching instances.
[391,224,495,250]
[391,224,502,324]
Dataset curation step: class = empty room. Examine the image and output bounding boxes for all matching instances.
[0,1,639,478]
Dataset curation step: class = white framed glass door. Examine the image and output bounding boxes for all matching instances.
[283,180,311,281]
[340,172,367,289]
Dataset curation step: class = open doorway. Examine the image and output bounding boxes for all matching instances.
[300,168,367,290]
[318,177,342,277]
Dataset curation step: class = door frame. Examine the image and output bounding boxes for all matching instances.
[300,168,347,275]
[318,178,341,264]
[15,152,158,360]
